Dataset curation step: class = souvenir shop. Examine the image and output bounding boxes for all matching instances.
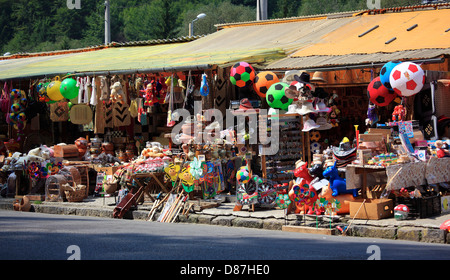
[1,54,450,223]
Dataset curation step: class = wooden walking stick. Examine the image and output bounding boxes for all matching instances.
[171,195,188,223]
[163,192,183,222]
[147,192,162,221]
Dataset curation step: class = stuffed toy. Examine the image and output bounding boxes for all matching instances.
[141,81,156,106]
[328,106,340,127]
[110,82,126,104]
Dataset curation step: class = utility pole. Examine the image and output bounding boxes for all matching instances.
[105,0,111,45]
[257,0,268,21]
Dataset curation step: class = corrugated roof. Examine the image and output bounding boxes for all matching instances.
[0,15,356,80]
[264,48,450,71]
[291,8,450,57]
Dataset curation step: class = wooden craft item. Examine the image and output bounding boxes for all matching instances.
[54,145,79,158]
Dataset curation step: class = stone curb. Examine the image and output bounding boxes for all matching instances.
[1,201,448,244]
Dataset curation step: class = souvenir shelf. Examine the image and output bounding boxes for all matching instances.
[259,113,310,184]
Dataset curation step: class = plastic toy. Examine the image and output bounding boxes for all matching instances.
[322,161,358,197]
[266,82,292,111]
[318,183,356,215]
[380,60,401,90]
[394,204,410,220]
[253,71,279,98]
[60,78,79,99]
[230,61,255,88]
[293,161,314,185]
[367,76,397,107]
[200,73,209,96]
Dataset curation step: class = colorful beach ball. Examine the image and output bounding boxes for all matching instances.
[60,78,79,99]
[253,71,279,98]
[266,82,292,111]
[237,166,250,184]
[230,62,256,88]
[367,76,397,107]
[389,62,425,97]
[46,80,64,101]
[380,61,401,90]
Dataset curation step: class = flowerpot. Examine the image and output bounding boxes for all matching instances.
[19,196,31,212]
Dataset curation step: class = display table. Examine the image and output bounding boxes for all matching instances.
[347,158,450,197]
[425,157,450,185]
[346,164,386,199]
[131,172,169,202]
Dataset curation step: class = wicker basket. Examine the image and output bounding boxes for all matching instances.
[104,182,118,194]
[64,185,87,202]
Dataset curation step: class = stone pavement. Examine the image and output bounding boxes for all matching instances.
[1,195,449,244]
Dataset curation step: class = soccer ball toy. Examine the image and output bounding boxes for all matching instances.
[394,204,409,220]
[230,62,256,88]
[389,62,425,97]
[367,76,397,107]
[380,61,401,90]
[253,71,279,98]
[237,166,250,184]
[266,82,293,111]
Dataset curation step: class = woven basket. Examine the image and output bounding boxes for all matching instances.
[104,182,118,194]
[64,185,87,202]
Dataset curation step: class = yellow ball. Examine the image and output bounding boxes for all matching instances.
[47,81,64,101]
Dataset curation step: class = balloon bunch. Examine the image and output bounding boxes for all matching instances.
[8,89,27,141]
[38,76,79,103]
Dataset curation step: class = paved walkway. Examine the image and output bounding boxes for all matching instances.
[1,195,449,244]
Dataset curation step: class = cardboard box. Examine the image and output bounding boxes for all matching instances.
[349,198,394,220]
[94,166,122,176]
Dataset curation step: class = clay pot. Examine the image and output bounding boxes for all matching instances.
[19,196,31,212]
[102,142,114,152]
[75,137,88,149]
[13,199,20,211]
[78,148,87,157]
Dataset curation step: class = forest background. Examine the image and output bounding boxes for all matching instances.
[0,0,427,55]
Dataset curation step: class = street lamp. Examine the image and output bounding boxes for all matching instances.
[189,13,206,37]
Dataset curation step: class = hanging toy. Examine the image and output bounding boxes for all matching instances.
[142,80,156,106]
[200,73,209,96]
[392,104,406,122]
[9,89,28,141]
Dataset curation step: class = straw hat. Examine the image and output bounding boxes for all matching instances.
[315,116,332,130]
[282,70,306,83]
[286,104,299,115]
[311,71,327,83]
[298,101,317,115]
[295,160,307,170]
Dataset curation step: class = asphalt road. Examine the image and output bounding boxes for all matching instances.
[1,210,450,262]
